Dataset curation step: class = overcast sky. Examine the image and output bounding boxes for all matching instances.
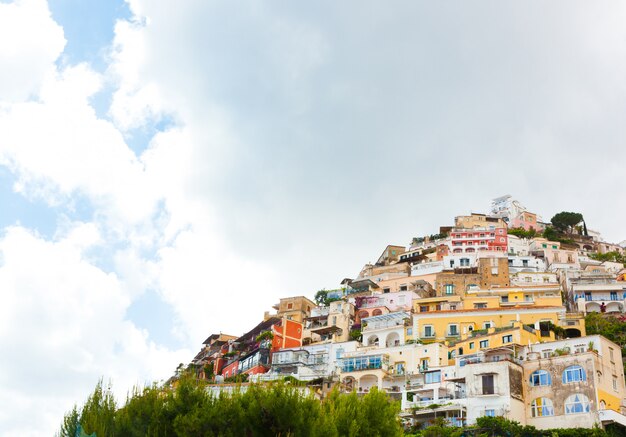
[1,0,626,434]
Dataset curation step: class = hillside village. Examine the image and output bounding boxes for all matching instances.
[178,195,626,432]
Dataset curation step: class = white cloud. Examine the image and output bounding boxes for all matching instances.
[0,225,188,436]
[0,63,159,227]
[0,0,65,102]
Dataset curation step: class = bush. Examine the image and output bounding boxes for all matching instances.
[58,377,403,437]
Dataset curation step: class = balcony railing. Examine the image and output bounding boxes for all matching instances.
[340,354,389,373]
[581,295,623,302]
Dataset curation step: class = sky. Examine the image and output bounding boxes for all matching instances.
[1,0,625,434]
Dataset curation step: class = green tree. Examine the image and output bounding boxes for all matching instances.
[315,289,329,305]
[550,212,584,234]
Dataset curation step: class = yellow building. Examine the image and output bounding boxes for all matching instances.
[454,213,507,229]
[266,296,316,323]
[463,284,563,310]
[410,306,583,344]
[448,322,549,363]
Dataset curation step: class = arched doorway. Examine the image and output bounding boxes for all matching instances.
[367,335,379,346]
[359,374,379,392]
[565,328,581,338]
[386,332,401,347]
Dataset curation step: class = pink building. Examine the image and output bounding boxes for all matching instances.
[509,211,545,232]
[450,227,508,254]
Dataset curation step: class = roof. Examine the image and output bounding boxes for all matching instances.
[362,311,409,324]
[235,317,281,343]
[348,278,380,290]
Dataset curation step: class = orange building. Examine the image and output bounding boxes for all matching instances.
[272,318,304,351]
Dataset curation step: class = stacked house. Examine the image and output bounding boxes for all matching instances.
[184,196,626,431]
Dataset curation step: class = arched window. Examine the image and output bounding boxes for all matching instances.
[372,309,383,316]
[530,398,554,417]
[562,365,586,383]
[367,335,379,347]
[529,370,552,387]
[565,394,590,414]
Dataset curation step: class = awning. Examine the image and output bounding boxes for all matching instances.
[311,326,343,335]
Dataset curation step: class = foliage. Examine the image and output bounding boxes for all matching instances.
[412,233,448,245]
[314,289,342,306]
[57,380,117,437]
[542,226,576,246]
[546,321,566,339]
[203,362,214,380]
[59,377,403,437]
[589,251,625,266]
[406,415,618,437]
[585,312,626,376]
[223,373,249,383]
[507,227,537,239]
[349,329,362,342]
[255,330,274,343]
[550,212,584,234]
[554,347,570,356]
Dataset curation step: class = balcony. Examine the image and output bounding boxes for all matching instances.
[580,295,623,302]
[340,354,390,373]
[362,312,410,331]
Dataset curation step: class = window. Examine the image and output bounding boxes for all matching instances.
[529,370,552,387]
[469,342,475,349]
[479,340,489,348]
[484,409,495,417]
[482,375,495,394]
[400,285,408,291]
[424,325,434,337]
[610,348,615,362]
[474,303,487,309]
[562,365,586,383]
[531,398,554,417]
[420,306,429,313]
[483,322,492,329]
[448,324,459,336]
[383,288,390,293]
[444,284,455,295]
[460,258,470,267]
[613,376,618,391]
[406,327,413,336]
[425,370,441,384]
[287,303,293,309]
[502,335,513,344]
[565,394,590,414]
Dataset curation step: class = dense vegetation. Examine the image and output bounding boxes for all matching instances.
[59,378,626,437]
[588,251,625,266]
[57,376,402,437]
[585,312,626,376]
[407,416,622,437]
